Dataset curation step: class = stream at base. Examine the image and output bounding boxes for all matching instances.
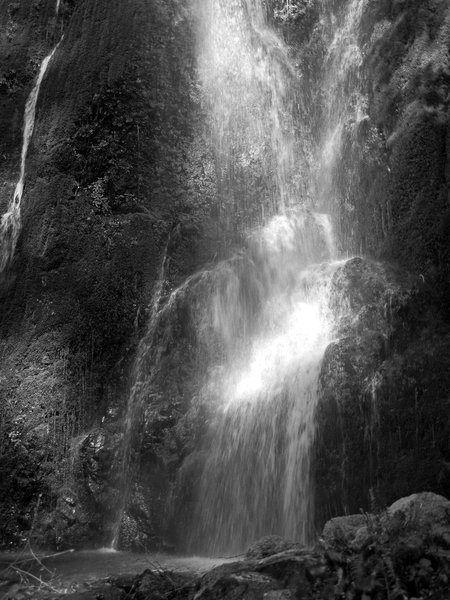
[0,550,230,594]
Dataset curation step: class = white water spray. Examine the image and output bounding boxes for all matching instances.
[0,42,60,271]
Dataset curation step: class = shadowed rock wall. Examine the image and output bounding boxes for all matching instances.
[0,0,217,547]
[278,0,450,527]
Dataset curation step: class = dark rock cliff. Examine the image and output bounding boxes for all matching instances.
[0,0,216,547]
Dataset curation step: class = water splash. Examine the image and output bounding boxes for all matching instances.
[0,42,60,271]
[189,218,341,554]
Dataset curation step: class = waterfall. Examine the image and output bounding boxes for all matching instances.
[0,42,60,272]
[187,0,344,555]
[110,0,367,554]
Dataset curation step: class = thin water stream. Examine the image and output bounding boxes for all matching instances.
[0,30,62,271]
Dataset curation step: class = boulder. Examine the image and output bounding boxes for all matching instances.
[321,514,368,548]
[321,493,450,554]
[386,492,450,548]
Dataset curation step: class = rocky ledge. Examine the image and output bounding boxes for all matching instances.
[1,492,449,600]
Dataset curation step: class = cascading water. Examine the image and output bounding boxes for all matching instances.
[189,223,340,555]
[0,39,60,272]
[186,0,344,555]
[112,0,368,554]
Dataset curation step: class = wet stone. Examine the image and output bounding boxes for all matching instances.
[263,591,296,600]
[193,571,280,600]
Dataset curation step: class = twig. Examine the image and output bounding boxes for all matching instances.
[11,566,61,593]
[0,548,74,579]
[33,548,75,562]
[28,544,53,576]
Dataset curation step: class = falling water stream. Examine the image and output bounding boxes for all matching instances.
[112,0,368,555]
[187,0,340,555]
[187,0,369,554]
[0,26,62,271]
[317,0,368,214]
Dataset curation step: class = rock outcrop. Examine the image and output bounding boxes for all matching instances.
[315,257,450,527]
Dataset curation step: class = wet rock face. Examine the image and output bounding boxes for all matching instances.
[0,0,216,547]
[283,0,450,309]
[315,257,450,527]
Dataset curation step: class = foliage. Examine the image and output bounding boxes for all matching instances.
[320,512,450,600]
